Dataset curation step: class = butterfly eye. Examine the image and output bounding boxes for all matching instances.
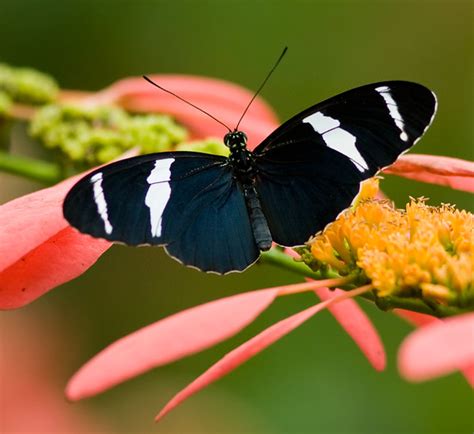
[239,131,248,142]
[223,132,233,147]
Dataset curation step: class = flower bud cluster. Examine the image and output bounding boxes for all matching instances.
[30,104,188,166]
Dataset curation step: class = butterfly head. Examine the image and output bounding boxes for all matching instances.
[224,130,248,149]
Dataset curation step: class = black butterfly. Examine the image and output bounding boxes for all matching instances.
[63,80,437,274]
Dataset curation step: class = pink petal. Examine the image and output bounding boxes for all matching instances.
[0,174,111,309]
[93,75,279,148]
[394,309,474,386]
[283,249,385,371]
[97,75,278,122]
[461,364,474,387]
[66,287,281,401]
[315,287,386,371]
[155,287,368,422]
[0,228,109,309]
[384,154,474,193]
[398,312,474,384]
[393,308,439,328]
[0,174,80,272]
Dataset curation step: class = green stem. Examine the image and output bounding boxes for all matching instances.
[373,294,437,316]
[0,151,62,184]
[260,248,340,280]
[374,295,472,318]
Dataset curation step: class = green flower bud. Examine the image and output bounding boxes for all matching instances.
[0,63,58,105]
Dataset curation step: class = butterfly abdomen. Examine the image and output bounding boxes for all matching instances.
[243,186,272,251]
[226,131,271,252]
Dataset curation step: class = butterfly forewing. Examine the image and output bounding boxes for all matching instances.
[253,81,437,246]
[255,155,362,246]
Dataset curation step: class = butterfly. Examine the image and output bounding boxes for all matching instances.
[63,80,437,274]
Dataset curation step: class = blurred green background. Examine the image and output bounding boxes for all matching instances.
[1,1,473,433]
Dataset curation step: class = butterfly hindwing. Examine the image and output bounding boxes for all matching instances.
[253,81,437,246]
[164,175,260,273]
[63,152,259,273]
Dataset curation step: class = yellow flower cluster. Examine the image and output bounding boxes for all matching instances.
[308,184,473,308]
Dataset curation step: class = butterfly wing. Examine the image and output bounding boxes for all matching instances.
[163,178,260,274]
[63,152,259,273]
[253,81,437,246]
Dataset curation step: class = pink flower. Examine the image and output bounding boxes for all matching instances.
[2,73,472,310]
[2,98,471,311]
[1,74,473,421]
[62,154,474,422]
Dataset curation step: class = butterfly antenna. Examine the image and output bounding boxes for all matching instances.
[234,46,288,131]
[142,75,232,132]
